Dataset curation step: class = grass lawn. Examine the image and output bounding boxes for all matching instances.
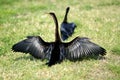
[0,0,120,80]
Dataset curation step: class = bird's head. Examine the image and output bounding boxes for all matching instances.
[48,12,55,18]
[66,7,70,11]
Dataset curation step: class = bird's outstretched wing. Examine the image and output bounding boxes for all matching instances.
[64,37,106,60]
[12,36,53,60]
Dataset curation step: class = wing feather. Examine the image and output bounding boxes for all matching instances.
[64,37,106,60]
[12,36,53,60]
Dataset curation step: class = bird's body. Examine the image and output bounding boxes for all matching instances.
[48,42,61,66]
[60,7,77,40]
[12,12,106,66]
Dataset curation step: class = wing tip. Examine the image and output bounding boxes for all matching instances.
[11,44,20,52]
[100,48,107,56]
[11,44,16,51]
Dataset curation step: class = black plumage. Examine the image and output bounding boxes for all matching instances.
[60,7,77,41]
[12,12,106,66]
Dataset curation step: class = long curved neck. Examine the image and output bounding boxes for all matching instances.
[63,7,70,23]
[50,13,61,42]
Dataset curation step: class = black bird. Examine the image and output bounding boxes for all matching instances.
[12,12,106,66]
[60,7,77,41]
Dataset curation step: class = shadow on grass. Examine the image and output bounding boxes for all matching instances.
[14,55,41,61]
[67,55,106,62]
[14,54,106,63]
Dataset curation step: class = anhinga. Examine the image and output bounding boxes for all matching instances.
[12,12,106,66]
[60,7,77,41]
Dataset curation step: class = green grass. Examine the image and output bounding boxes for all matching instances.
[0,0,120,80]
